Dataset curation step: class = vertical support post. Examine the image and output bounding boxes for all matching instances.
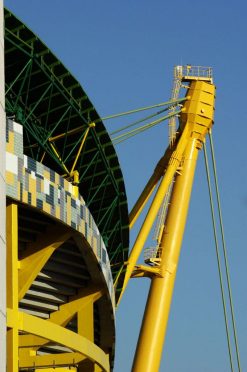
[78,302,103,372]
[132,137,200,372]
[6,203,19,372]
[78,302,94,342]
[0,1,6,370]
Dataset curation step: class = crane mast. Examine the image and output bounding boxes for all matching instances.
[119,67,215,372]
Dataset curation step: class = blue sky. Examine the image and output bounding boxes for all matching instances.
[5,1,247,371]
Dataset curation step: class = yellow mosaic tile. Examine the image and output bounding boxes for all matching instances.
[6,132,14,153]
[5,170,15,185]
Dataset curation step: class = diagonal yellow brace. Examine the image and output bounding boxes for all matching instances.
[9,310,110,372]
[70,123,94,175]
[117,124,190,306]
[49,285,103,326]
[18,225,71,301]
[129,139,176,229]
[50,142,70,174]
[19,286,103,349]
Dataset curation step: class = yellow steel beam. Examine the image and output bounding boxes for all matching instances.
[78,302,94,340]
[19,352,87,368]
[40,151,46,163]
[49,124,87,142]
[18,225,71,301]
[19,334,47,348]
[77,301,95,371]
[132,80,215,372]
[50,142,70,174]
[131,265,161,279]
[117,124,190,305]
[19,286,103,350]
[6,202,19,372]
[50,285,102,326]
[95,365,103,372]
[180,80,215,137]
[70,123,94,175]
[129,142,175,229]
[8,309,110,372]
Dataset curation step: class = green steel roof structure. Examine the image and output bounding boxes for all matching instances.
[4,8,129,299]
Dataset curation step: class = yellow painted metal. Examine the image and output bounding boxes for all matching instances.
[18,287,105,370]
[50,285,102,323]
[6,203,19,372]
[40,151,46,163]
[95,365,103,372]
[129,139,180,229]
[117,124,190,305]
[72,171,80,196]
[49,124,89,142]
[50,142,70,174]
[7,329,18,372]
[78,301,95,370]
[70,123,94,175]
[35,370,77,372]
[18,226,71,301]
[180,80,215,138]
[131,80,215,372]
[19,352,87,368]
[132,137,199,372]
[78,302,94,340]
[131,264,161,279]
[8,309,110,371]
[19,286,103,351]
[48,127,82,142]
[6,200,110,371]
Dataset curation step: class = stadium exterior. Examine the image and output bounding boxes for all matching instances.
[5,7,129,371]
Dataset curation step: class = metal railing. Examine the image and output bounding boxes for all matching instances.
[144,246,162,265]
[174,65,213,81]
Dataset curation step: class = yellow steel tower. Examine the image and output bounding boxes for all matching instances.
[118,66,215,372]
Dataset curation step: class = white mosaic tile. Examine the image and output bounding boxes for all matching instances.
[6,152,18,175]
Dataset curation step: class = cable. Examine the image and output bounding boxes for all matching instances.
[112,111,181,145]
[209,132,242,372]
[203,143,234,372]
[100,97,187,123]
[110,106,170,136]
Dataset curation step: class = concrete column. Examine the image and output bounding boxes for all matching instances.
[0,1,6,370]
